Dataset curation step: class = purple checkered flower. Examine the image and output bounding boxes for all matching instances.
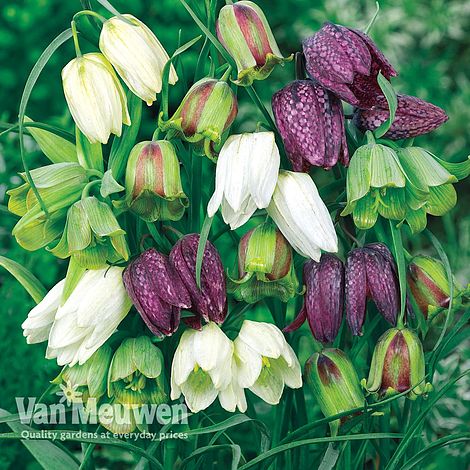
[302,22,397,109]
[272,80,349,171]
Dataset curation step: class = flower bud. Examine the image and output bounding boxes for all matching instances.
[52,345,112,403]
[285,254,344,343]
[62,52,130,144]
[170,234,227,326]
[228,222,298,303]
[99,15,178,105]
[121,140,188,222]
[272,80,348,171]
[341,140,406,230]
[353,94,448,139]
[407,256,453,319]
[345,243,399,336]
[123,248,191,337]
[363,327,432,399]
[216,1,292,86]
[159,78,238,159]
[303,23,397,109]
[50,196,129,268]
[305,348,364,435]
[108,336,167,406]
[9,163,89,251]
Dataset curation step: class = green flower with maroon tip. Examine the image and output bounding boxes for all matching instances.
[362,327,432,400]
[119,140,188,222]
[216,1,292,86]
[50,196,129,269]
[228,222,298,303]
[305,348,364,436]
[158,77,238,160]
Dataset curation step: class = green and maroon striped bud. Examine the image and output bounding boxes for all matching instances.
[305,348,364,436]
[158,77,237,160]
[407,255,454,320]
[362,327,432,400]
[121,140,188,222]
[228,222,298,303]
[216,1,292,86]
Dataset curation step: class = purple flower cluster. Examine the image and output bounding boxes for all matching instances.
[123,234,227,337]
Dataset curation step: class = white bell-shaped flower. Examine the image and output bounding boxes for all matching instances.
[207,132,280,229]
[233,320,302,405]
[45,267,132,367]
[171,322,245,413]
[61,52,130,144]
[99,14,178,105]
[267,170,338,261]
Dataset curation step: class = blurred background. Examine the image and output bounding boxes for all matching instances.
[0,0,469,467]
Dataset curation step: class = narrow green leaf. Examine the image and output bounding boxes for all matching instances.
[0,256,46,303]
[374,72,397,138]
[24,117,77,164]
[180,444,241,470]
[19,28,73,215]
[95,0,133,24]
[0,409,80,470]
[76,128,104,173]
[108,91,142,181]
[384,371,469,470]
[389,221,407,326]
[196,215,213,289]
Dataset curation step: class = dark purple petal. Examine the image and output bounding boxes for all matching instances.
[345,249,368,335]
[141,248,191,308]
[353,94,448,140]
[302,22,397,109]
[272,80,348,171]
[170,234,227,324]
[364,248,399,326]
[123,256,181,337]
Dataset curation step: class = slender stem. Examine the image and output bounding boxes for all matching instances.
[294,52,304,80]
[73,10,107,24]
[71,21,82,57]
[245,85,276,131]
[81,180,101,199]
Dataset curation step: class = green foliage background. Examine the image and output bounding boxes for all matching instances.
[0,0,469,468]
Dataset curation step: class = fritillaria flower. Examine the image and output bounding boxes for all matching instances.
[100,14,178,105]
[233,320,302,405]
[305,348,364,435]
[40,267,131,366]
[363,327,432,399]
[170,234,227,327]
[272,80,348,171]
[123,248,191,337]
[228,222,298,303]
[285,254,344,343]
[122,140,188,222]
[62,53,130,144]
[267,170,338,261]
[159,77,237,160]
[171,322,240,413]
[345,243,399,336]
[207,132,280,229]
[353,94,448,139]
[302,22,397,109]
[216,1,292,86]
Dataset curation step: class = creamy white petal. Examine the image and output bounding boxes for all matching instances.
[233,337,262,388]
[249,365,285,405]
[180,372,218,413]
[238,320,286,359]
[171,329,197,387]
[273,354,302,389]
[248,132,280,208]
[207,138,229,217]
[221,196,258,230]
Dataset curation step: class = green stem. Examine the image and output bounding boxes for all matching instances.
[73,10,106,23]
[71,20,82,57]
[245,85,276,131]
[81,180,101,199]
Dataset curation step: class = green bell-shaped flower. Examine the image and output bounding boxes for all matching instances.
[9,163,89,251]
[228,222,298,303]
[50,196,129,268]
[362,327,432,400]
[342,135,406,230]
[119,140,188,222]
[305,348,364,436]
